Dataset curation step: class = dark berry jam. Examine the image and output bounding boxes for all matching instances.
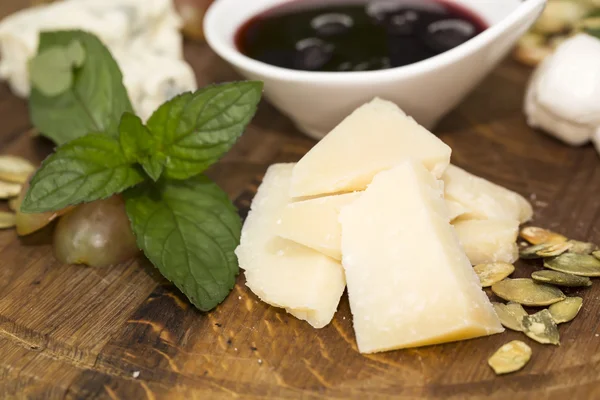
[235,0,488,72]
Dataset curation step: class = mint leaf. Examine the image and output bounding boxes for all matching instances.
[118,112,165,181]
[119,112,153,162]
[141,153,166,182]
[146,81,263,180]
[29,40,85,97]
[124,176,241,311]
[21,134,145,213]
[29,30,133,145]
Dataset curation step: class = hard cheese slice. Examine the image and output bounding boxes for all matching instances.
[276,192,361,260]
[453,219,519,265]
[290,98,451,198]
[339,161,503,353]
[235,164,345,329]
[443,165,533,223]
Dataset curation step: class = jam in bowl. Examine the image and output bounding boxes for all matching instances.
[204,0,547,139]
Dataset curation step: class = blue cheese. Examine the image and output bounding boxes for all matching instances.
[0,0,196,120]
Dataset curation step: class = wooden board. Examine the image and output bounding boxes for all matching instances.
[1,7,600,400]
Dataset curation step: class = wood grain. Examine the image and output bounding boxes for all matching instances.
[1,3,600,400]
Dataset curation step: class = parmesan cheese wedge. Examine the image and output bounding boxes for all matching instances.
[453,219,520,265]
[339,161,503,353]
[443,165,533,223]
[290,98,451,198]
[276,192,361,260]
[235,164,346,329]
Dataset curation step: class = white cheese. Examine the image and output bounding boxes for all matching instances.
[442,164,533,223]
[290,98,451,198]
[235,164,346,329]
[524,34,600,146]
[0,0,196,120]
[339,161,503,354]
[276,192,361,261]
[453,219,519,265]
[446,199,470,221]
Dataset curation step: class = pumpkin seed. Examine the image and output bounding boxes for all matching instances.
[474,263,515,287]
[0,155,35,184]
[520,243,553,259]
[492,302,528,331]
[0,211,16,229]
[491,278,565,306]
[488,341,532,375]
[519,242,572,259]
[531,270,592,287]
[567,240,597,255]
[0,180,22,199]
[520,227,567,245]
[522,309,560,345]
[594,250,600,260]
[544,253,600,277]
[548,297,582,324]
[536,242,573,257]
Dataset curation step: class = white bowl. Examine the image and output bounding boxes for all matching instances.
[205,0,546,139]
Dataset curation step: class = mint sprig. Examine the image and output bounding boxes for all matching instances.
[29,30,134,145]
[24,30,263,311]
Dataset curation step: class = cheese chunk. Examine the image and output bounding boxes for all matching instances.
[235,164,345,328]
[446,199,470,221]
[290,98,451,198]
[453,219,520,265]
[339,161,503,353]
[276,192,361,260]
[442,165,533,223]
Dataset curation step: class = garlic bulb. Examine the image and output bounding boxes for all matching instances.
[524,34,600,147]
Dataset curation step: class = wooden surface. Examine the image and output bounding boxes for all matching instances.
[2,5,600,400]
